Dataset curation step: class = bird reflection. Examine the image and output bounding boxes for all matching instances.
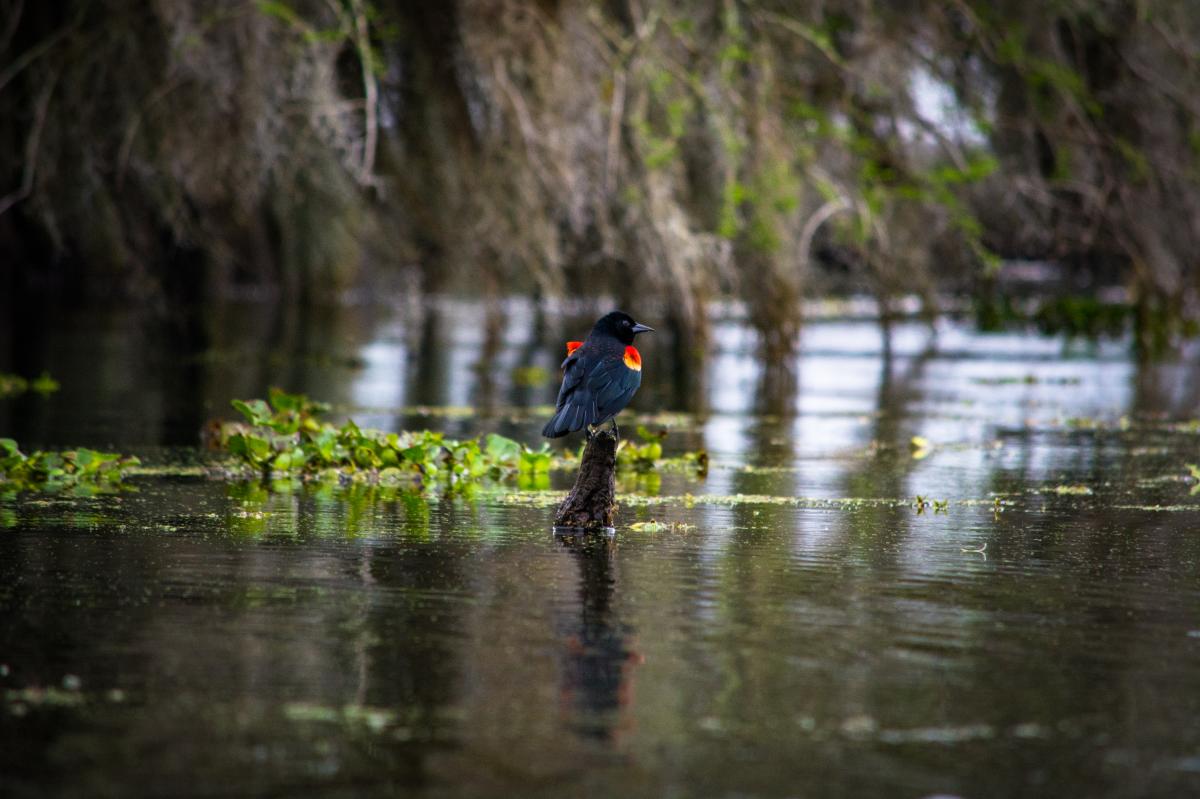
[554,530,641,743]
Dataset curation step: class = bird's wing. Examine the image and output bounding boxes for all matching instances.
[554,351,585,410]
[588,355,642,422]
[541,351,597,436]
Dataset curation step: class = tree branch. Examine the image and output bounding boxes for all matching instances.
[0,24,67,95]
[0,0,24,55]
[0,68,57,217]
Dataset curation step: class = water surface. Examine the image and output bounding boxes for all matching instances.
[3,300,1200,798]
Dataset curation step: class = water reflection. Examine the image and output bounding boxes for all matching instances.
[7,295,1200,508]
[8,297,1200,796]
[554,530,639,743]
[3,462,1200,795]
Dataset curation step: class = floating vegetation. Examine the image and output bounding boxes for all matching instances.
[490,490,565,509]
[125,464,210,478]
[1064,416,1114,431]
[214,389,551,492]
[5,685,86,713]
[1113,504,1200,513]
[492,490,1011,513]
[1132,474,1187,491]
[0,372,60,398]
[628,520,696,533]
[1052,484,1093,496]
[1187,464,1200,495]
[213,391,705,492]
[283,702,396,734]
[4,676,126,716]
[0,438,140,494]
[1129,447,1171,457]
[909,436,932,460]
[913,496,950,514]
[736,464,804,475]
[617,426,708,475]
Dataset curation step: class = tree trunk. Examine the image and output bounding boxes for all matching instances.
[554,431,618,530]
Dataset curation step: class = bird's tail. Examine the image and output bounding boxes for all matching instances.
[541,403,586,438]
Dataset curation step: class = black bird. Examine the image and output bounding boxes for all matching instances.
[542,311,654,439]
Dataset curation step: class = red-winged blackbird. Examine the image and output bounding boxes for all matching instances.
[542,311,654,438]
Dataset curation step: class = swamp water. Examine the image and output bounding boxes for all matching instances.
[2,301,1200,798]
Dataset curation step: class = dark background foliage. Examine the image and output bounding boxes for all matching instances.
[2,0,1197,353]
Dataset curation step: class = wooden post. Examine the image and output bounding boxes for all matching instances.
[554,430,618,530]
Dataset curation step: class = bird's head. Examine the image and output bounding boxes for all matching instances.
[593,311,654,345]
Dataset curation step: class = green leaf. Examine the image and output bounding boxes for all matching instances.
[232,399,272,426]
[378,467,405,485]
[485,433,522,463]
[246,436,271,464]
[340,419,363,443]
[226,433,249,458]
[519,449,551,474]
[268,387,303,412]
[229,433,271,465]
[353,446,381,469]
[636,425,667,441]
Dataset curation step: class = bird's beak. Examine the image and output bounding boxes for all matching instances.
[631,323,654,335]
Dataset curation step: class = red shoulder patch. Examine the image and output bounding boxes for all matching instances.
[623,346,642,371]
[566,340,583,356]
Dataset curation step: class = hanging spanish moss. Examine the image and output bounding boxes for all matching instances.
[2,0,1198,353]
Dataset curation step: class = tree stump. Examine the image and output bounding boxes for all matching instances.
[554,430,618,530]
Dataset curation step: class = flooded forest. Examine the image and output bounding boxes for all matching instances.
[3,2,1200,798]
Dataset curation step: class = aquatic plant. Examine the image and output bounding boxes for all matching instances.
[1052,485,1093,496]
[0,438,139,494]
[216,391,703,491]
[617,426,708,475]
[0,373,60,398]
[216,389,551,491]
[628,520,696,533]
[1185,464,1200,496]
